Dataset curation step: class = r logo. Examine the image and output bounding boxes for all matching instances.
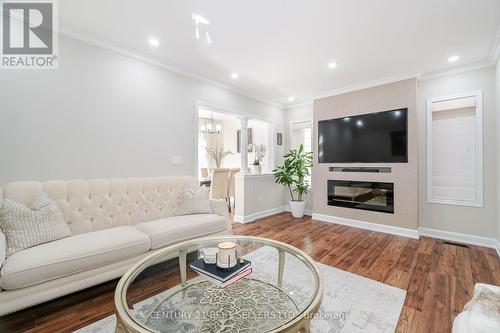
[2,2,53,54]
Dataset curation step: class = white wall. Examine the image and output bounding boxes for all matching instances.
[495,58,500,242]
[216,116,241,169]
[418,67,497,238]
[0,35,285,184]
[285,104,313,149]
[248,118,271,172]
[284,104,313,211]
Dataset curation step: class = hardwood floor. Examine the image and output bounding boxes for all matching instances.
[1,212,499,333]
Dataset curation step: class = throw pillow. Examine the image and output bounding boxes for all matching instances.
[0,192,72,256]
[177,187,213,215]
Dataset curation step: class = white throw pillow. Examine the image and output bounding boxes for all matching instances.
[177,187,213,215]
[0,193,72,256]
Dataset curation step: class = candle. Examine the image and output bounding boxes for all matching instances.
[217,241,237,269]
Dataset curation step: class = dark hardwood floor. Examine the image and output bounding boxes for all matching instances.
[0,213,499,332]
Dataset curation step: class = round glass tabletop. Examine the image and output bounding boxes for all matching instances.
[115,235,323,333]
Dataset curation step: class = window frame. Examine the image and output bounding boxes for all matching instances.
[289,119,313,186]
[426,91,483,207]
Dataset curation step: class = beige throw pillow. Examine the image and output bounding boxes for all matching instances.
[177,187,213,215]
[0,193,72,256]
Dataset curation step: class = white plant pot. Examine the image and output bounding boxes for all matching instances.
[289,200,306,218]
[250,164,262,174]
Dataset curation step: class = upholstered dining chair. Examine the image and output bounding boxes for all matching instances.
[200,167,209,178]
[210,168,230,201]
[227,168,240,212]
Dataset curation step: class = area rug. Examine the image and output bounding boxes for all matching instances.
[75,247,406,333]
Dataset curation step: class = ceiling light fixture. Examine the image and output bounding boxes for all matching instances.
[192,13,212,45]
[201,113,222,134]
[328,62,338,69]
[448,55,459,63]
[148,37,159,47]
[231,73,239,79]
[288,97,295,102]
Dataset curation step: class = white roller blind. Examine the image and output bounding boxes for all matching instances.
[427,92,483,207]
[431,108,476,201]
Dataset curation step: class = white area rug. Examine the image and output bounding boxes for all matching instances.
[75,247,406,333]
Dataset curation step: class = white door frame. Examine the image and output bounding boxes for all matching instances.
[194,100,277,177]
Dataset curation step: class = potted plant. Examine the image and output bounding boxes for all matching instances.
[248,143,266,174]
[273,144,312,218]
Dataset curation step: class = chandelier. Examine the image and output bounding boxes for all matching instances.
[201,113,221,134]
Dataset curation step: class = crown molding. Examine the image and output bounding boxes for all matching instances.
[286,101,313,110]
[56,28,285,109]
[418,60,494,81]
[314,72,418,100]
[314,59,495,101]
[55,24,499,109]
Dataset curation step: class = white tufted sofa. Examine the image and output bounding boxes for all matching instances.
[0,176,232,315]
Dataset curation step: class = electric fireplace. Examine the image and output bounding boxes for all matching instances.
[328,180,394,214]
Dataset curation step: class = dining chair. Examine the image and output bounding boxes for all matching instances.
[210,168,230,201]
[200,167,209,178]
[227,168,240,213]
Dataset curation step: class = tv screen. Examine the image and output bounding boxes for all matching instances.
[318,108,408,163]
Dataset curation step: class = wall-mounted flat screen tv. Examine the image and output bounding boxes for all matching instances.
[318,108,408,163]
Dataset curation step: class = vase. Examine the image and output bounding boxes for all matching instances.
[289,200,306,218]
[250,165,262,174]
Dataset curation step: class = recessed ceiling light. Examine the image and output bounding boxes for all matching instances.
[448,55,459,63]
[328,62,338,69]
[148,37,159,47]
[231,73,239,79]
[288,96,295,102]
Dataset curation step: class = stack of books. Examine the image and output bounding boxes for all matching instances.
[190,258,252,288]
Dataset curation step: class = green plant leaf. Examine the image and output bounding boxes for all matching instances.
[273,144,313,201]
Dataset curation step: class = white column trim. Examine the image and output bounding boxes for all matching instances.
[239,116,249,174]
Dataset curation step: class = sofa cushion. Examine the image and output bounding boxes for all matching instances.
[0,226,151,290]
[136,214,227,249]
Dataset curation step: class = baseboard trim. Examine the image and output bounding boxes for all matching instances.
[311,213,419,239]
[418,227,500,253]
[283,205,313,216]
[236,210,500,256]
[234,207,286,224]
[234,205,313,223]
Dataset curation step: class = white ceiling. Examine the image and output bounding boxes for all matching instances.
[59,0,500,107]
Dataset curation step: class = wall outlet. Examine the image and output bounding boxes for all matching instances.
[171,155,184,166]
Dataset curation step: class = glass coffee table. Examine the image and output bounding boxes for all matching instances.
[114,236,323,333]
